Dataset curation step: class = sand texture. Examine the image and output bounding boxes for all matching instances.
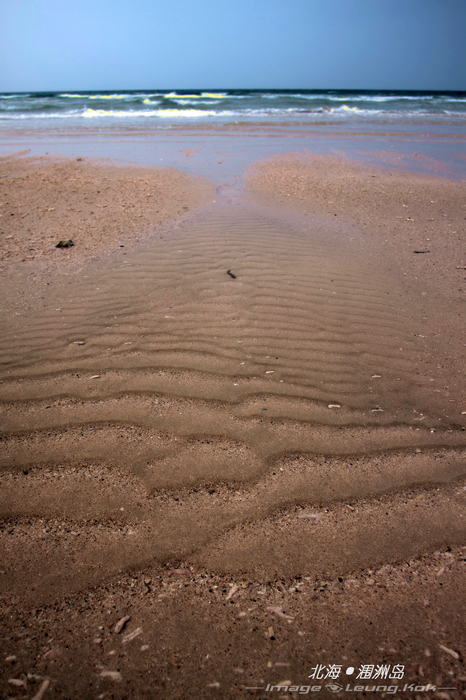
[0,152,214,268]
[0,153,465,698]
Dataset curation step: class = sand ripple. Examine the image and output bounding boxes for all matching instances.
[1,203,465,604]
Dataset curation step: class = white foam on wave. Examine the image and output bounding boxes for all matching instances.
[62,93,166,101]
[172,99,221,106]
[0,108,225,120]
[336,105,364,113]
[1,104,463,122]
[292,93,464,104]
[84,108,158,117]
[83,108,222,118]
[164,92,229,99]
[165,93,201,99]
[0,111,83,119]
[89,94,130,100]
[0,93,32,99]
[155,108,219,117]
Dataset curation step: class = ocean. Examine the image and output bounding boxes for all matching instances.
[1,89,466,129]
[1,89,465,180]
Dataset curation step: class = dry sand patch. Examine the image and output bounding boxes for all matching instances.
[246,151,466,300]
[0,152,214,268]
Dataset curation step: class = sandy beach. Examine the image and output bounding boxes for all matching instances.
[0,149,465,698]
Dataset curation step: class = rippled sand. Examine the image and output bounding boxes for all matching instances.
[0,153,465,697]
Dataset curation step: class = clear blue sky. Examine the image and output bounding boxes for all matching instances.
[1,0,465,92]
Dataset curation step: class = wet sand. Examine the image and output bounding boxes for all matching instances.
[0,151,465,698]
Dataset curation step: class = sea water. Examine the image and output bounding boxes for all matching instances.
[1,89,466,130]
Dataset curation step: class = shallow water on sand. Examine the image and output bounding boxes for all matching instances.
[1,202,465,478]
[2,122,465,182]
[0,202,460,418]
[1,198,465,603]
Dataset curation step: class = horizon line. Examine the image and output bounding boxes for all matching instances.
[2,87,466,95]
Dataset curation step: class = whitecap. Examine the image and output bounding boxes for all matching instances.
[89,94,129,100]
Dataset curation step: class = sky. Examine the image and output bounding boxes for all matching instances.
[1,0,465,92]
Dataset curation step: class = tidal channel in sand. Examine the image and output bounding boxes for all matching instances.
[0,151,465,698]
